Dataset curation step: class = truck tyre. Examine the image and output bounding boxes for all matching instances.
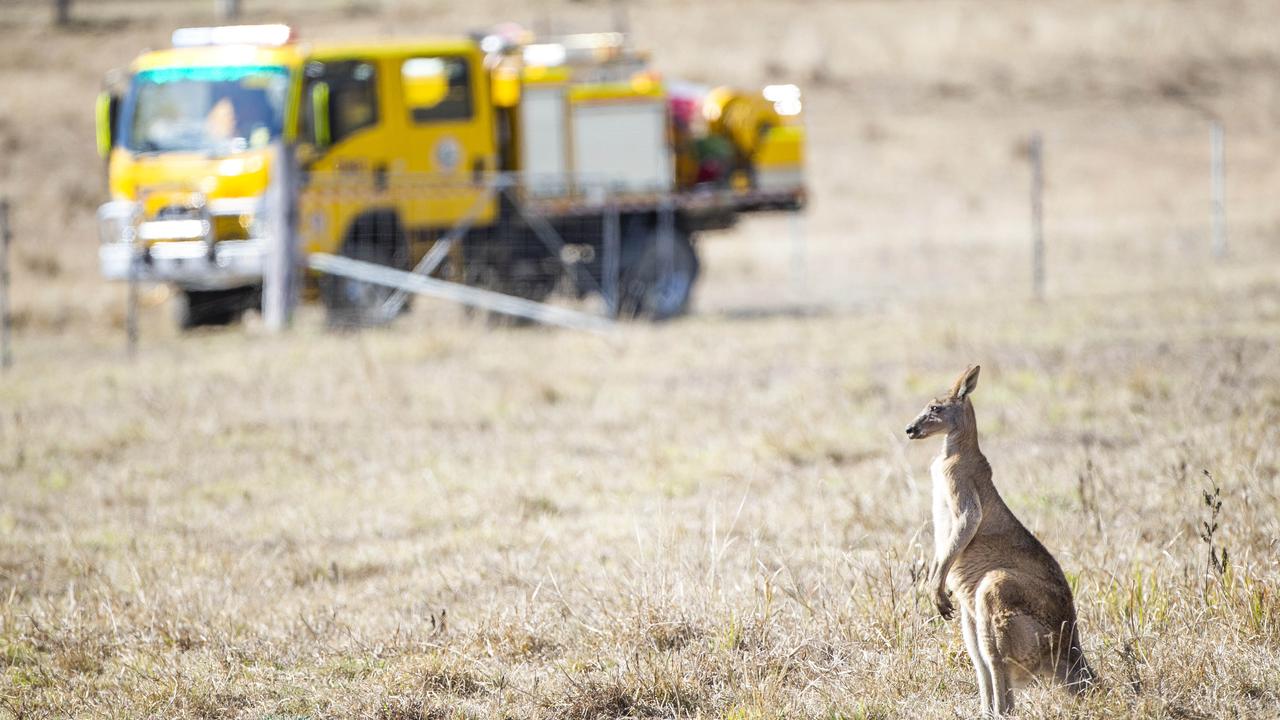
[499,256,560,304]
[619,228,699,320]
[463,217,562,325]
[176,287,256,330]
[464,257,561,327]
[320,212,407,328]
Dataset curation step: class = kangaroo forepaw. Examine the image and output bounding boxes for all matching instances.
[934,587,955,620]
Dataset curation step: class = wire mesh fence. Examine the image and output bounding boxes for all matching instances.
[33,112,1280,369]
[94,157,736,344]
[93,139,1280,346]
[296,170,708,328]
[691,114,1280,314]
[706,212,1280,320]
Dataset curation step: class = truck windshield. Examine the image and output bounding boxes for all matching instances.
[123,65,289,155]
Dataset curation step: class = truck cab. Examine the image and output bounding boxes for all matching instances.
[290,40,503,324]
[295,39,499,236]
[98,26,506,326]
[97,26,300,326]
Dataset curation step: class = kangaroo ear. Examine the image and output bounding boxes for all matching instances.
[951,364,981,399]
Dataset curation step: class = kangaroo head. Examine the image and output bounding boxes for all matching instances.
[905,365,980,440]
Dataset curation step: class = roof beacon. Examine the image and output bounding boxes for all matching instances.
[171,24,294,49]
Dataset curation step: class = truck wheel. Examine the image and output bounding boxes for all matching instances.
[320,213,407,328]
[502,256,560,303]
[474,258,561,326]
[176,287,256,330]
[619,229,700,320]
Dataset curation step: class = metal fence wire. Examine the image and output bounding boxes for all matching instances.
[297,171,708,328]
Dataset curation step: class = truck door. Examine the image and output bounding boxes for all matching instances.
[297,56,392,256]
[392,50,497,229]
[299,58,388,180]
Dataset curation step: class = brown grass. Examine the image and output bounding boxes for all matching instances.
[3,0,1280,717]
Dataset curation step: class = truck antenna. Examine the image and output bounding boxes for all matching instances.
[611,0,630,38]
[534,3,552,38]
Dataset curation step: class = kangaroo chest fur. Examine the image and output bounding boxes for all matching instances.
[930,449,1070,608]
[930,455,954,560]
[930,451,1002,601]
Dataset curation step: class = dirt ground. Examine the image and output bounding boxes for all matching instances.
[2,0,1280,717]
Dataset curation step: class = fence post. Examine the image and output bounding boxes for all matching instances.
[262,143,295,332]
[53,0,71,26]
[214,0,240,20]
[657,199,675,294]
[602,203,621,318]
[0,200,12,370]
[1210,120,1227,260]
[126,249,139,359]
[790,211,807,299]
[1029,132,1045,302]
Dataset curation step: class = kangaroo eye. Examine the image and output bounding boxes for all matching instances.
[929,404,942,412]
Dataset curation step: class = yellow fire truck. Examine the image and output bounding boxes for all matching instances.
[96,24,805,327]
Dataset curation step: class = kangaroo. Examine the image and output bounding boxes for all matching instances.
[905,365,1095,717]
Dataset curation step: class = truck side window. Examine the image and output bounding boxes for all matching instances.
[303,60,379,144]
[402,56,472,122]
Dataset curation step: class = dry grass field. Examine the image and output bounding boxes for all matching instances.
[3,1,1280,718]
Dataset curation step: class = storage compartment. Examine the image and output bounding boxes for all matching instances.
[570,97,672,196]
[519,84,569,196]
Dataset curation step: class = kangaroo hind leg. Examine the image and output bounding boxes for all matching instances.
[974,605,1013,717]
[975,581,1032,717]
[962,607,993,715]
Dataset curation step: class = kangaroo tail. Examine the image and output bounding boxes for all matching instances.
[1059,625,1099,695]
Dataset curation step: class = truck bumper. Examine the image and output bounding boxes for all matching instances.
[100,240,266,290]
[98,199,267,290]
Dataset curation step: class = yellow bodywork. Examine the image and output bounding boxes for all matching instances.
[755,125,804,170]
[703,86,780,158]
[110,148,271,212]
[107,44,298,247]
[296,41,497,259]
[566,76,664,103]
[110,38,499,257]
[103,29,807,289]
[112,47,299,185]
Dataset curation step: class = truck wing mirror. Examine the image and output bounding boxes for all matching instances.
[310,82,332,149]
[95,91,120,158]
